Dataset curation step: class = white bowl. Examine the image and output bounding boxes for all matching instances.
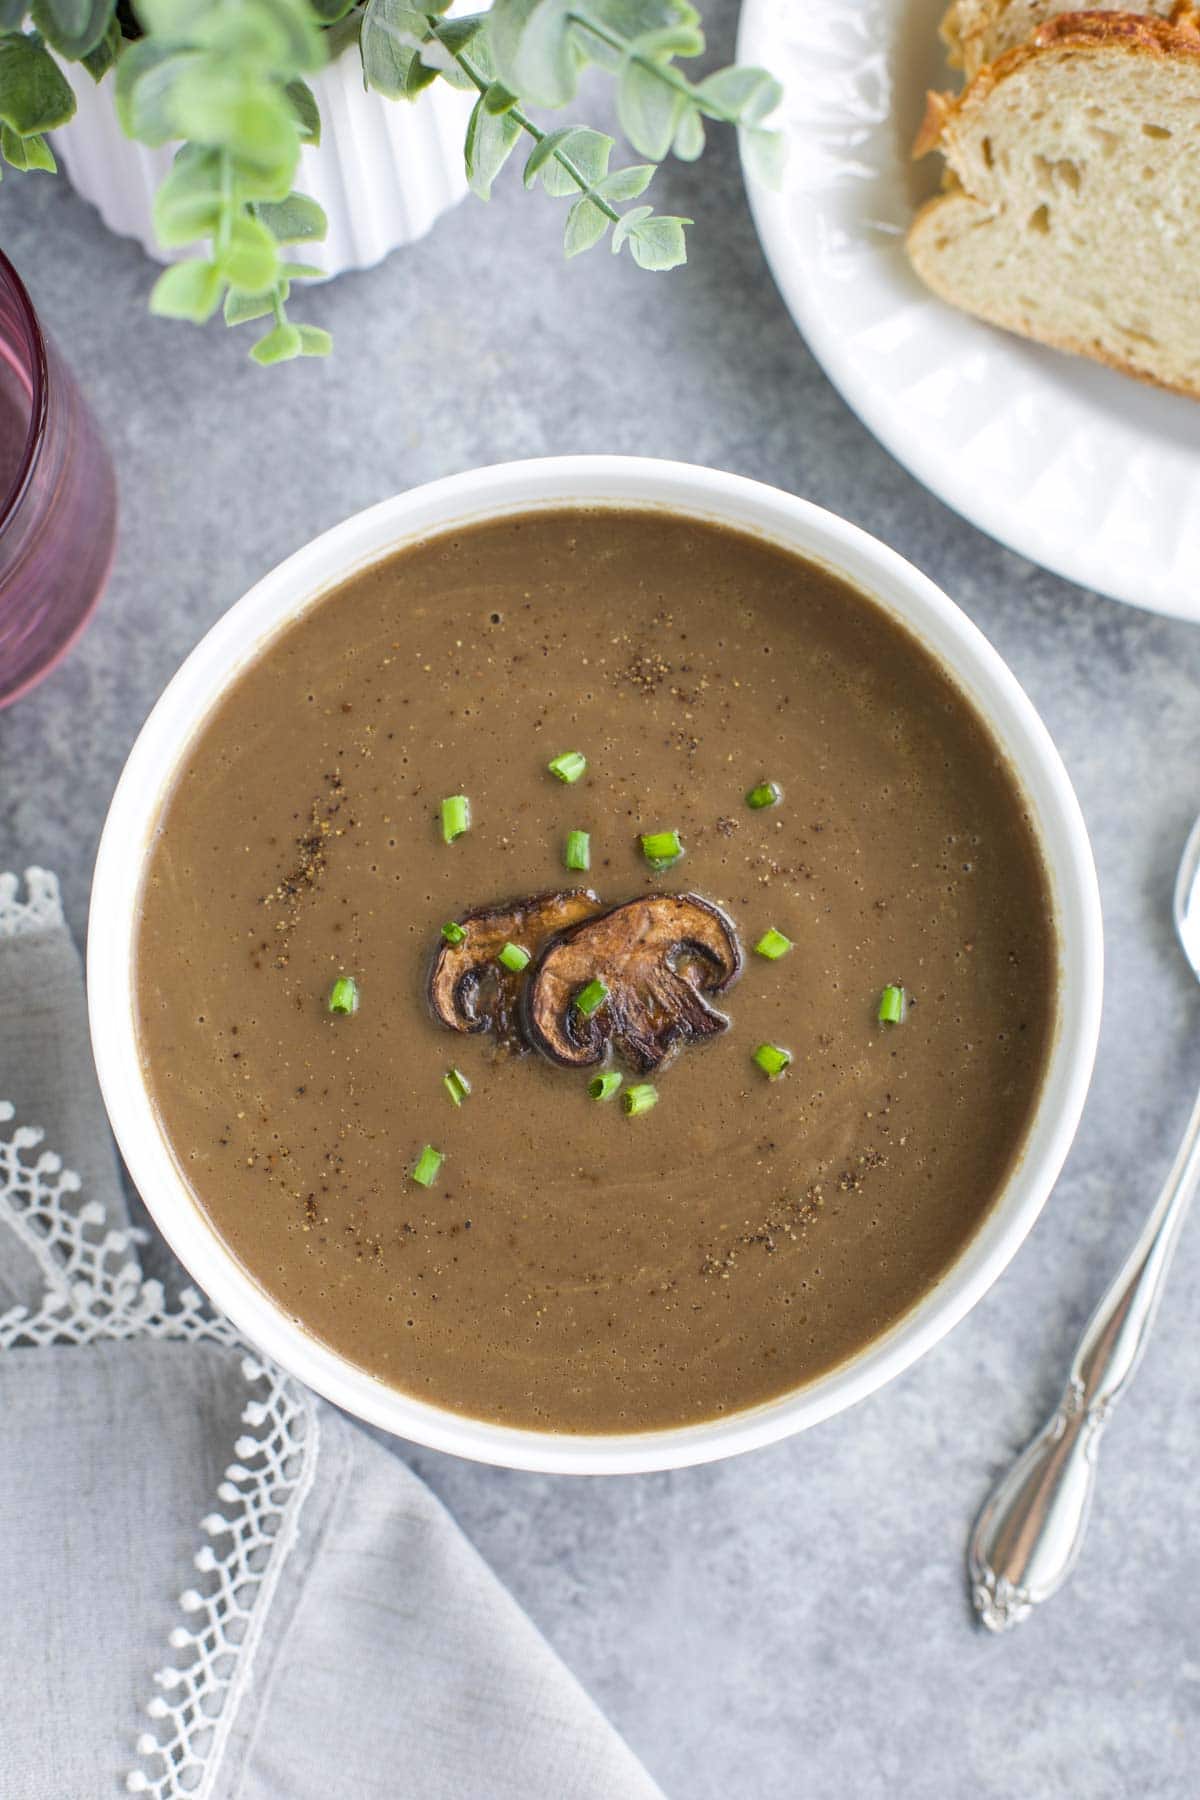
[88,457,1103,1475]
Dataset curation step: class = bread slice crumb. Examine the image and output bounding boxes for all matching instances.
[908,14,1200,396]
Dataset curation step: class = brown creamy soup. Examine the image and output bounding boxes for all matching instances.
[136,509,1057,1433]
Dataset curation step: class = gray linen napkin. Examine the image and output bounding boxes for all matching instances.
[0,870,664,1800]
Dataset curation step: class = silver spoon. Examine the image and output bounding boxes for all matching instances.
[968,812,1200,1632]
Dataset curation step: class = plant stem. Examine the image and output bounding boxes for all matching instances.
[568,9,739,122]
[427,23,621,222]
[509,102,621,223]
[215,149,234,260]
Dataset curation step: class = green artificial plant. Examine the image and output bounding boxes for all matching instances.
[0,0,782,362]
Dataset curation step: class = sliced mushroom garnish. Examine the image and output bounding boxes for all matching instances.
[524,893,743,1074]
[428,889,602,1048]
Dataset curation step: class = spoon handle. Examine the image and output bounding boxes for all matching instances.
[968,1083,1200,1632]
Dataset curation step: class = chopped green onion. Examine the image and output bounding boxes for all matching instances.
[588,1071,623,1102]
[411,1144,444,1187]
[441,795,470,843]
[574,978,609,1018]
[441,921,467,947]
[443,1067,471,1107]
[752,1042,792,1080]
[878,984,907,1025]
[564,829,591,872]
[623,1082,659,1117]
[548,750,587,784]
[640,829,684,869]
[328,976,359,1015]
[746,781,782,811]
[497,942,530,974]
[754,927,793,961]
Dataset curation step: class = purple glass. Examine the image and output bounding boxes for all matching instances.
[0,248,117,708]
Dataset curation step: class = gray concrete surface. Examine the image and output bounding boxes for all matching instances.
[2,7,1199,1793]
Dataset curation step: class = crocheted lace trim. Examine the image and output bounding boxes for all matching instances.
[0,869,319,1799]
[0,866,65,937]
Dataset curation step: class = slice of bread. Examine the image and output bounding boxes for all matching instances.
[942,0,1181,77]
[940,0,1009,71]
[907,14,1200,396]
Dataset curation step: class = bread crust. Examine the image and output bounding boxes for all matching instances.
[938,0,1194,83]
[940,0,995,67]
[1031,5,1200,49]
[917,9,1200,155]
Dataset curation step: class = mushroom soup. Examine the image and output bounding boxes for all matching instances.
[135,508,1057,1432]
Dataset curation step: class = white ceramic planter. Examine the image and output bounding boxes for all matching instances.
[55,39,473,275]
[89,457,1104,1475]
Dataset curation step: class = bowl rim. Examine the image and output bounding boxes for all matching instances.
[87,455,1103,1474]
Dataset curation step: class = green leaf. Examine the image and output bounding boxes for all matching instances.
[432,15,483,57]
[672,105,703,161]
[251,319,302,365]
[225,150,291,202]
[741,125,785,188]
[139,0,319,67]
[136,0,204,33]
[581,0,699,64]
[359,0,431,98]
[216,212,278,291]
[522,125,574,188]
[0,33,74,133]
[297,322,332,356]
[610,201,650,252]
[400,12,487,95]
[149,258,224,323]
[427,57,473,91]
[482,80,516,115]
[260,0,332,64]
[534,125,611,197]
[463,92,520,199]
[403,50,439,96]
[187,0,318,72]
[360,34,428,100]
[81,13,122,81]
[224,285,276,325]
[616,55,682,161]
[486,0,582,108]
[277,259,322,278]
[596,161,653,202]
[170,65,298,173]
[563,193,608,257]
[284,76,319,144]
[29,0,112,60]
[1,122,56,170]
[308,0,356,18]
[543,125,611,195]
[630,22,704,59]
[620,209,689,271]
[447,11,493,81]
[256,190,326,242]
[115,42,198,144]
[153,147,224,245]
[694,65,781,125]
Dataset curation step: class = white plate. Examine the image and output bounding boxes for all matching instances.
[737,0,1200,621]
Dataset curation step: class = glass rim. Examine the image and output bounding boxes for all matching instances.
[0,247,48,536]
